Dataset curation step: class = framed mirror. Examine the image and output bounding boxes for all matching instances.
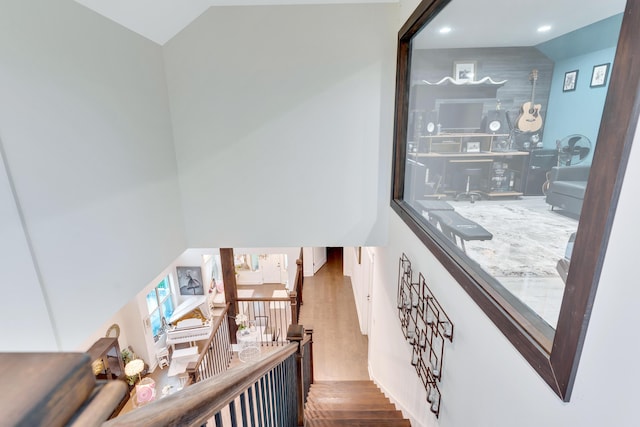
[391,0,639,400]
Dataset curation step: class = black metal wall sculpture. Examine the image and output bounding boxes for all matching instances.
[398,253,454,418]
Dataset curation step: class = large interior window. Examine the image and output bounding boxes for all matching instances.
[146,277,174,342]
[392,0,639,400]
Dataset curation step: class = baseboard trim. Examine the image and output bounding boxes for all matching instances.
[369,366,423,427]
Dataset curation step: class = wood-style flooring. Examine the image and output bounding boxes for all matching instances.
[120,247,368,415]
[298,247,369,381]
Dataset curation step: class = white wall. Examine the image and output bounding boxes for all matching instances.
[0,148,57,351]
[0,0,186,350]
[235,247,301,290]
[365,2,640,426]
[303,247,327,277]
[162,4,397,249]
[345,246,374,335]
[368,115,640,425]
[81,248,218,367]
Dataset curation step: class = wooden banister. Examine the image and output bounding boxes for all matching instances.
[295,249,304,314]
[68,381,128,427]
[186,304,232,384]
[102,343,299,427]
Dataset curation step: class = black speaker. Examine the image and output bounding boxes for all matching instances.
[425,111,438,135]
[524,149,558,195]
[482,109,510,134]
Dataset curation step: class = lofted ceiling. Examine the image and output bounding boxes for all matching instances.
[74,0,627,47]
[414,0,626,49]
[74,0,397,45]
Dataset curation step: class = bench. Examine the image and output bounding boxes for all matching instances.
[427,210,493,252]
[415,200,455,217]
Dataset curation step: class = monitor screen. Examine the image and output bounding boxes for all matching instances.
[438,102,484,132]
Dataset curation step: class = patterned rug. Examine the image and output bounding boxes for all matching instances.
[452,201,578,277]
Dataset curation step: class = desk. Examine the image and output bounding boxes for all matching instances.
[411,150,530,198]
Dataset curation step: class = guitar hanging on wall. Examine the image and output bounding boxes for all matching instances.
[516,69,543,133]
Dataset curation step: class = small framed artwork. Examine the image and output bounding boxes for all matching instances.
[466,141,481,153]
[177,266,204,295]
[453,61,476,83]
[563,70,578,92]
[590,63,610,88]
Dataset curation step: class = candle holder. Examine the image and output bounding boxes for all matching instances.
[397,253,454,419]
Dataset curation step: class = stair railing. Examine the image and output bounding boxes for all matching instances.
[102,343,298,427]
[185,303,233,386]
[104,340,303,427]
[294,248,304,320]
[235,293,298,347]
[286,325,313,426]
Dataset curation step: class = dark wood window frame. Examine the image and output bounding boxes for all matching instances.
[390,0,640,401]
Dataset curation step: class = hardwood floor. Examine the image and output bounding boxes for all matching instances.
[298,247,370,381]
[119,247,368,416]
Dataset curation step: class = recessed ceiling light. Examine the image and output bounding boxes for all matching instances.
[537,25,552,33]
[439,27,452,34]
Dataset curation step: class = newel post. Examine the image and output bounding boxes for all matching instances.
[287,324,305,427]
[289,291,298,325]
[296,258,304,305]
[220,248,238,344]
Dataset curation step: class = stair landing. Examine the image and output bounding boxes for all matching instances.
[304,381,410,427]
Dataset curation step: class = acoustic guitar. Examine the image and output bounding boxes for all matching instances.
[516,69,543,133]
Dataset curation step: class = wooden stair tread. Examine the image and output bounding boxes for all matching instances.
[304,380,410,425]
[306,420,411,426]
[311,381,381,388]
[305,410,405,419]
[306,403,398,411]
[309,388,381,395]
[307,395,392,402]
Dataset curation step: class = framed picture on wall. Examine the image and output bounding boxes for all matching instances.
[453,61,476,83]
[590,63,610,88]
[563,70,578,92]
[177,266,204,295]
[466,141,481,153]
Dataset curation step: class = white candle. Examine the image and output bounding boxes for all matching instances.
[443,322,452,338]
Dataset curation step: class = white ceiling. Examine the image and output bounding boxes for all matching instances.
[75,0,626,47]
[415,0,626,49]
[74,0,397,45]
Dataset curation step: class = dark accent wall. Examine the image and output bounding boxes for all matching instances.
[410,47,554,133]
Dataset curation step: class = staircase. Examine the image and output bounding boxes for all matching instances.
[304,380,411,426]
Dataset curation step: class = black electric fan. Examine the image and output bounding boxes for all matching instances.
[557,134,592,166]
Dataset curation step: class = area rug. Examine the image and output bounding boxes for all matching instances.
[452,201,578,277]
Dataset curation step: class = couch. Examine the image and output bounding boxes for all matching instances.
[545,165,590,216]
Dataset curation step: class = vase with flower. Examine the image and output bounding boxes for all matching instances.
[236,313,249,335]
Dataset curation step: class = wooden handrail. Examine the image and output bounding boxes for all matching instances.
[295,248,304,312]
[209,303,230,333]
[188,303,231,378]
[103,343,299,427]
[235,296,290,302]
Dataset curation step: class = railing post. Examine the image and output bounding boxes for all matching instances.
[305,327,314,385]
[220,248,239,344]
[296,258,303,306]
[289,291,298,326]
[186,361,198,385]
[287,324,305,427]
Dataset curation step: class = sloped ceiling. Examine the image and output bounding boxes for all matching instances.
[74,0,397,45]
